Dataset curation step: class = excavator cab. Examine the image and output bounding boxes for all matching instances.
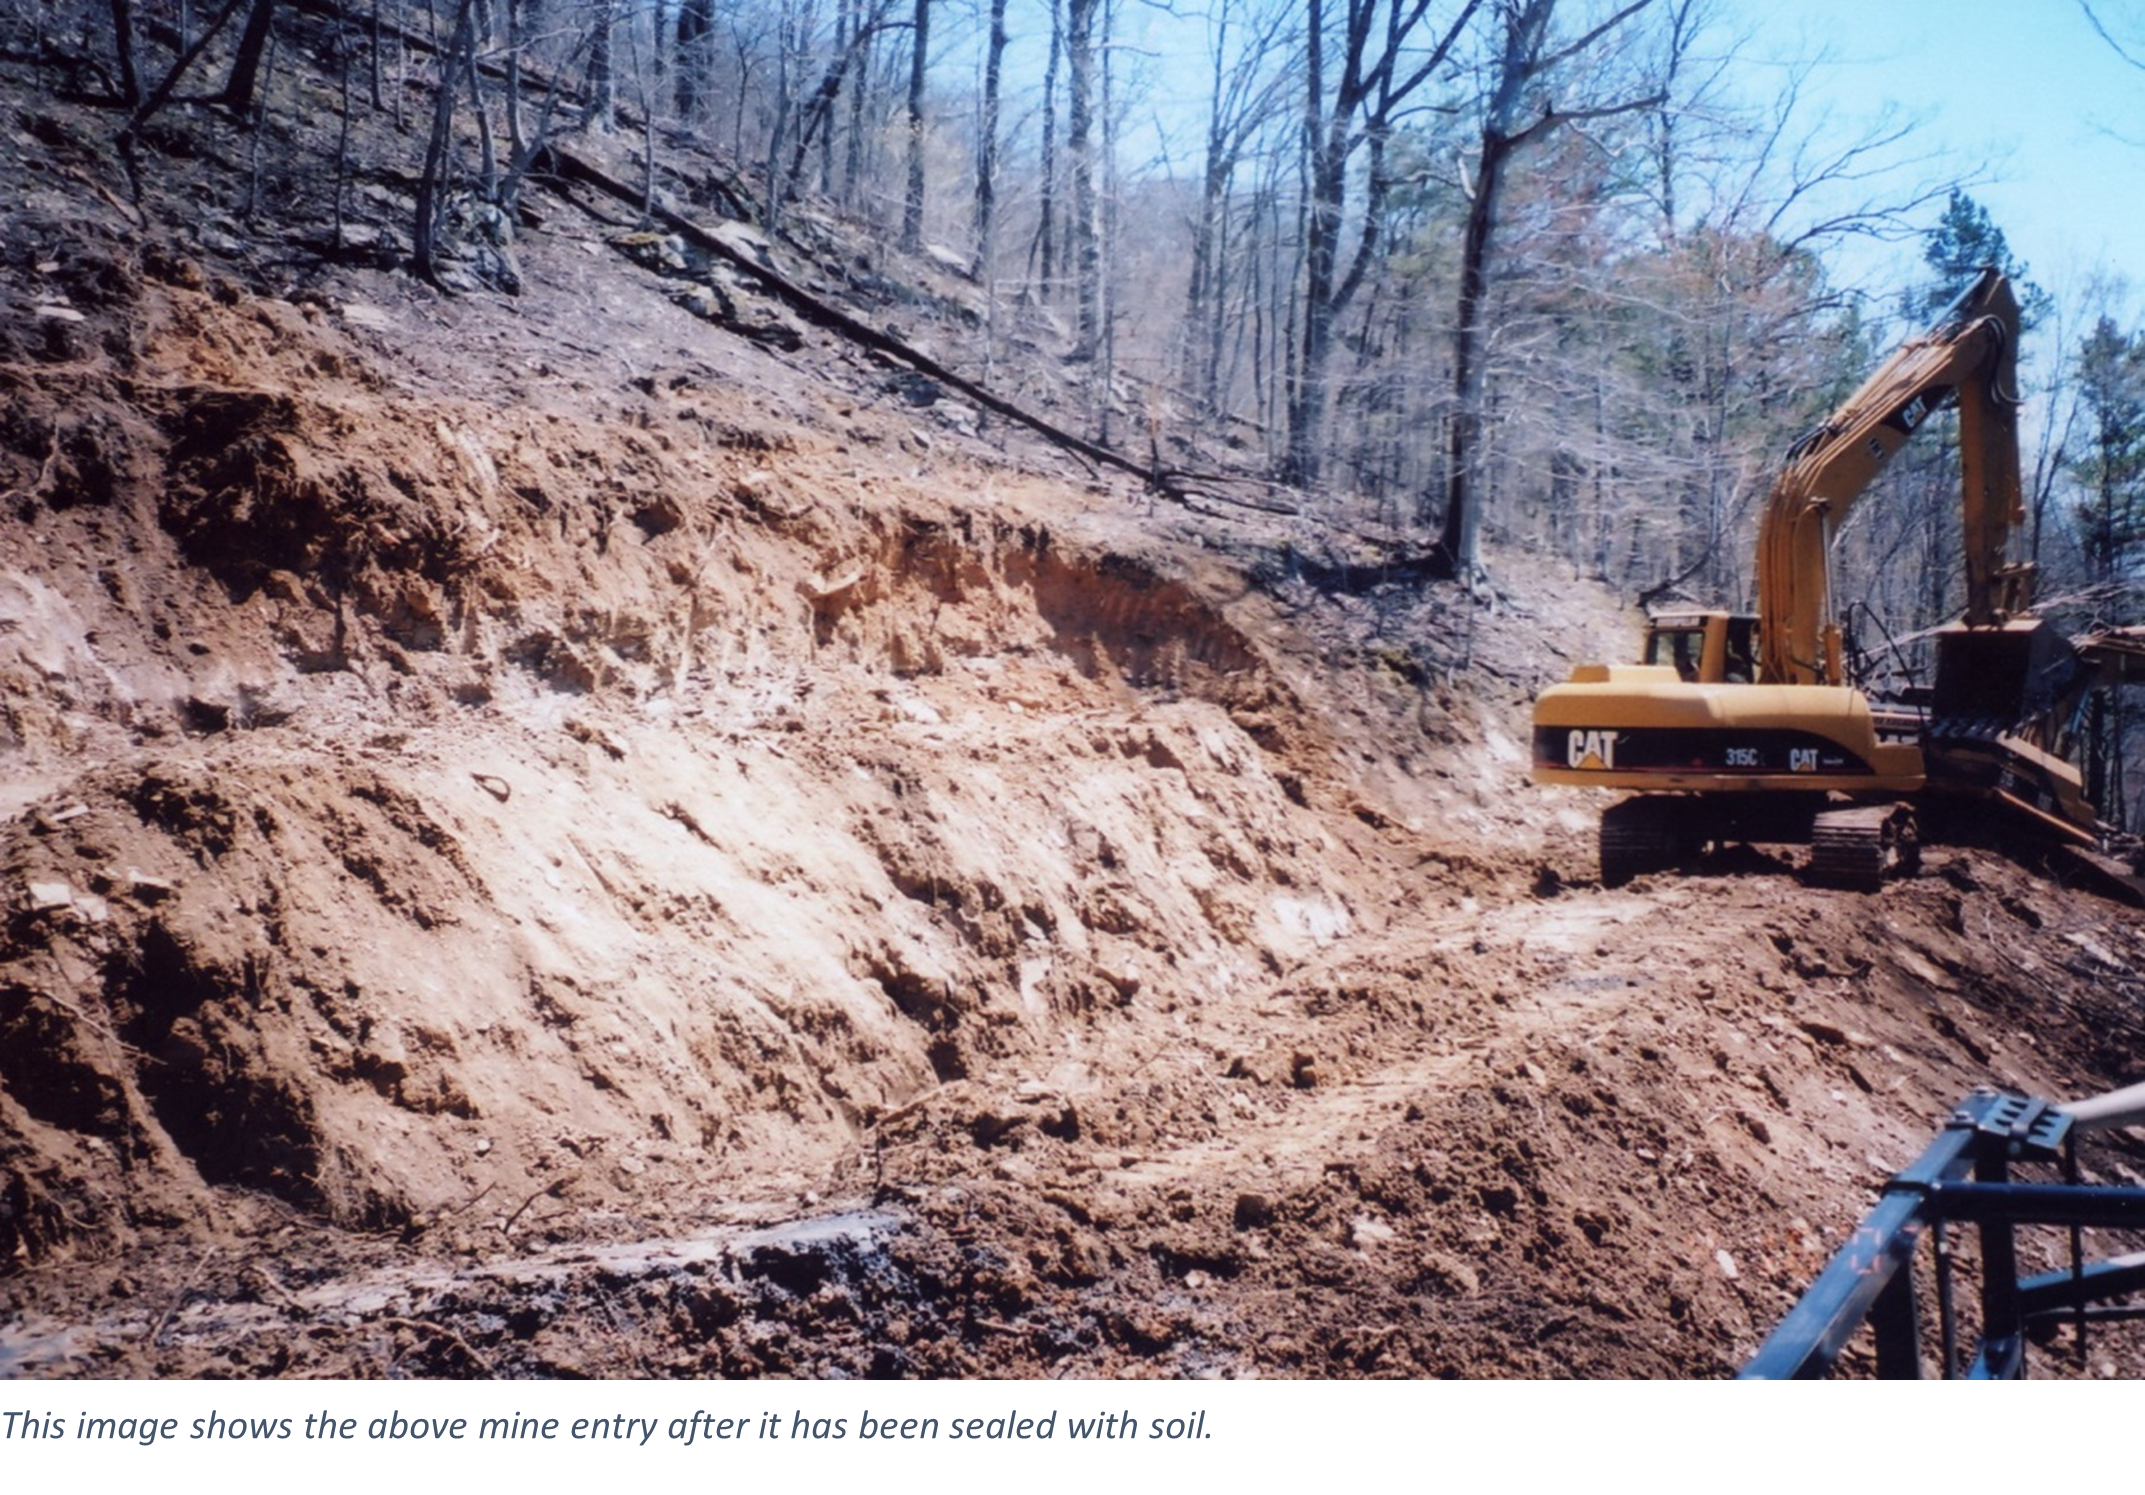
[1641,612,1758,684]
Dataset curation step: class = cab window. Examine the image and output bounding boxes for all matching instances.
[1722,618,1756,683]
[1646,627,1706,682]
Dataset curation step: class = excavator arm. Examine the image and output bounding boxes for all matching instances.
[1756,269,2027,686]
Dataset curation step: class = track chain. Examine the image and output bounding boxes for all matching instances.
[1600,799,1687,887]
[1808,804,1920,892]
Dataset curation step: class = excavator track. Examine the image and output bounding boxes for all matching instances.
[1808,804,1920,892]
[1599,798,1690,887]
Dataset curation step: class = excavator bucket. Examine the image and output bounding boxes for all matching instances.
[1927,618,2080,734]
[1923,618,2097,842]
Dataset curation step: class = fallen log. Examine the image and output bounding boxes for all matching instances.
[537,143,1302,514]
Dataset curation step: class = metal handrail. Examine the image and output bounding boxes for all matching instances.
[1742,1089,2145,1379]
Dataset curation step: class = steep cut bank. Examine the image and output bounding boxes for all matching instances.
[0,243,1369,1254]
[6,60,2145,1379]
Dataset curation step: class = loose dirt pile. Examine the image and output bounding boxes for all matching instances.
[5,54,2145,1379]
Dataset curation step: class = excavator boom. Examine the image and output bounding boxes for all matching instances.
[1757,268,2026,686]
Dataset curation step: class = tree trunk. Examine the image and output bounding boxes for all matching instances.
[1097,0,1124,441]
[1285,0,1477,490]
[110,0,142,105]
[1288,175,1345,475]
[844,4,871,207]
[222,0,279,115]
[900,0,931,251]
[764,12,798,237]
[1032,0,1061,290]
[1066,0,1098,358]
[1182,30,1232,415]
[587,0,615,133]
[675,0,712,120]
[1439,126,1516,570]
[822,0,849,197]
[783,10,891,208]
[973,0,1007,276]
[413,0,478,285]
[1437,0,1658,580]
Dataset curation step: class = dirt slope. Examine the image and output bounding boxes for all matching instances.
[5,57,2145,1379]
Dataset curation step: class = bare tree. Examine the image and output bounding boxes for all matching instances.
[1031,0,1064,291]
[1067,0,1101,357]
[413,0,479,285]
[109,0,142,105]
[675,0,713,120]
[222,0,279,116]
[900,0,931,251]
[1438,0,1662,580]
[1284,0,1479,488]
[1179,0,1291,421]
[972,0,1009,274]
[586,0,616,132]
[781,2,901,209]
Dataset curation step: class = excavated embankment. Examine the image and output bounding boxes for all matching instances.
[0,259,1374,1269]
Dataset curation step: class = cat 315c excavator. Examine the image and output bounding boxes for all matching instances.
[1533,269,2145,889]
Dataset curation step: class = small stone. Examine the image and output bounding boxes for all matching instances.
[1715,1248,1739,1280]
[1418,1251,1480,1297]
[1100,963,1142,1001]
[27,879,73,910]
[124,869,176,903]
[1350,1214,1397,1248]
[924,243,971,276]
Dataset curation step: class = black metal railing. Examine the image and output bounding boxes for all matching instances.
[1743,1088,2145,1379]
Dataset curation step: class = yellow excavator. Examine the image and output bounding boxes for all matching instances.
[1535,269,2144,888]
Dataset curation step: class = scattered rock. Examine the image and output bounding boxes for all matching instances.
[1349,1214,1396,1248]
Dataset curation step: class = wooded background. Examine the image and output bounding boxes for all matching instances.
[14,0,2145,813]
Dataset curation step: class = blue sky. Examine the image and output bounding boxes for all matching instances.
[970,0,2142,342]
[1731,0,2142,318]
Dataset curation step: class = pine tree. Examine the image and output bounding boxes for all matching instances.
[1913,190,2049,329]
[2070,314,2145,581]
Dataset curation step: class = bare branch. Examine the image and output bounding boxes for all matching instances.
[2081,0,2145,69]
[1535,0,1656,74]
